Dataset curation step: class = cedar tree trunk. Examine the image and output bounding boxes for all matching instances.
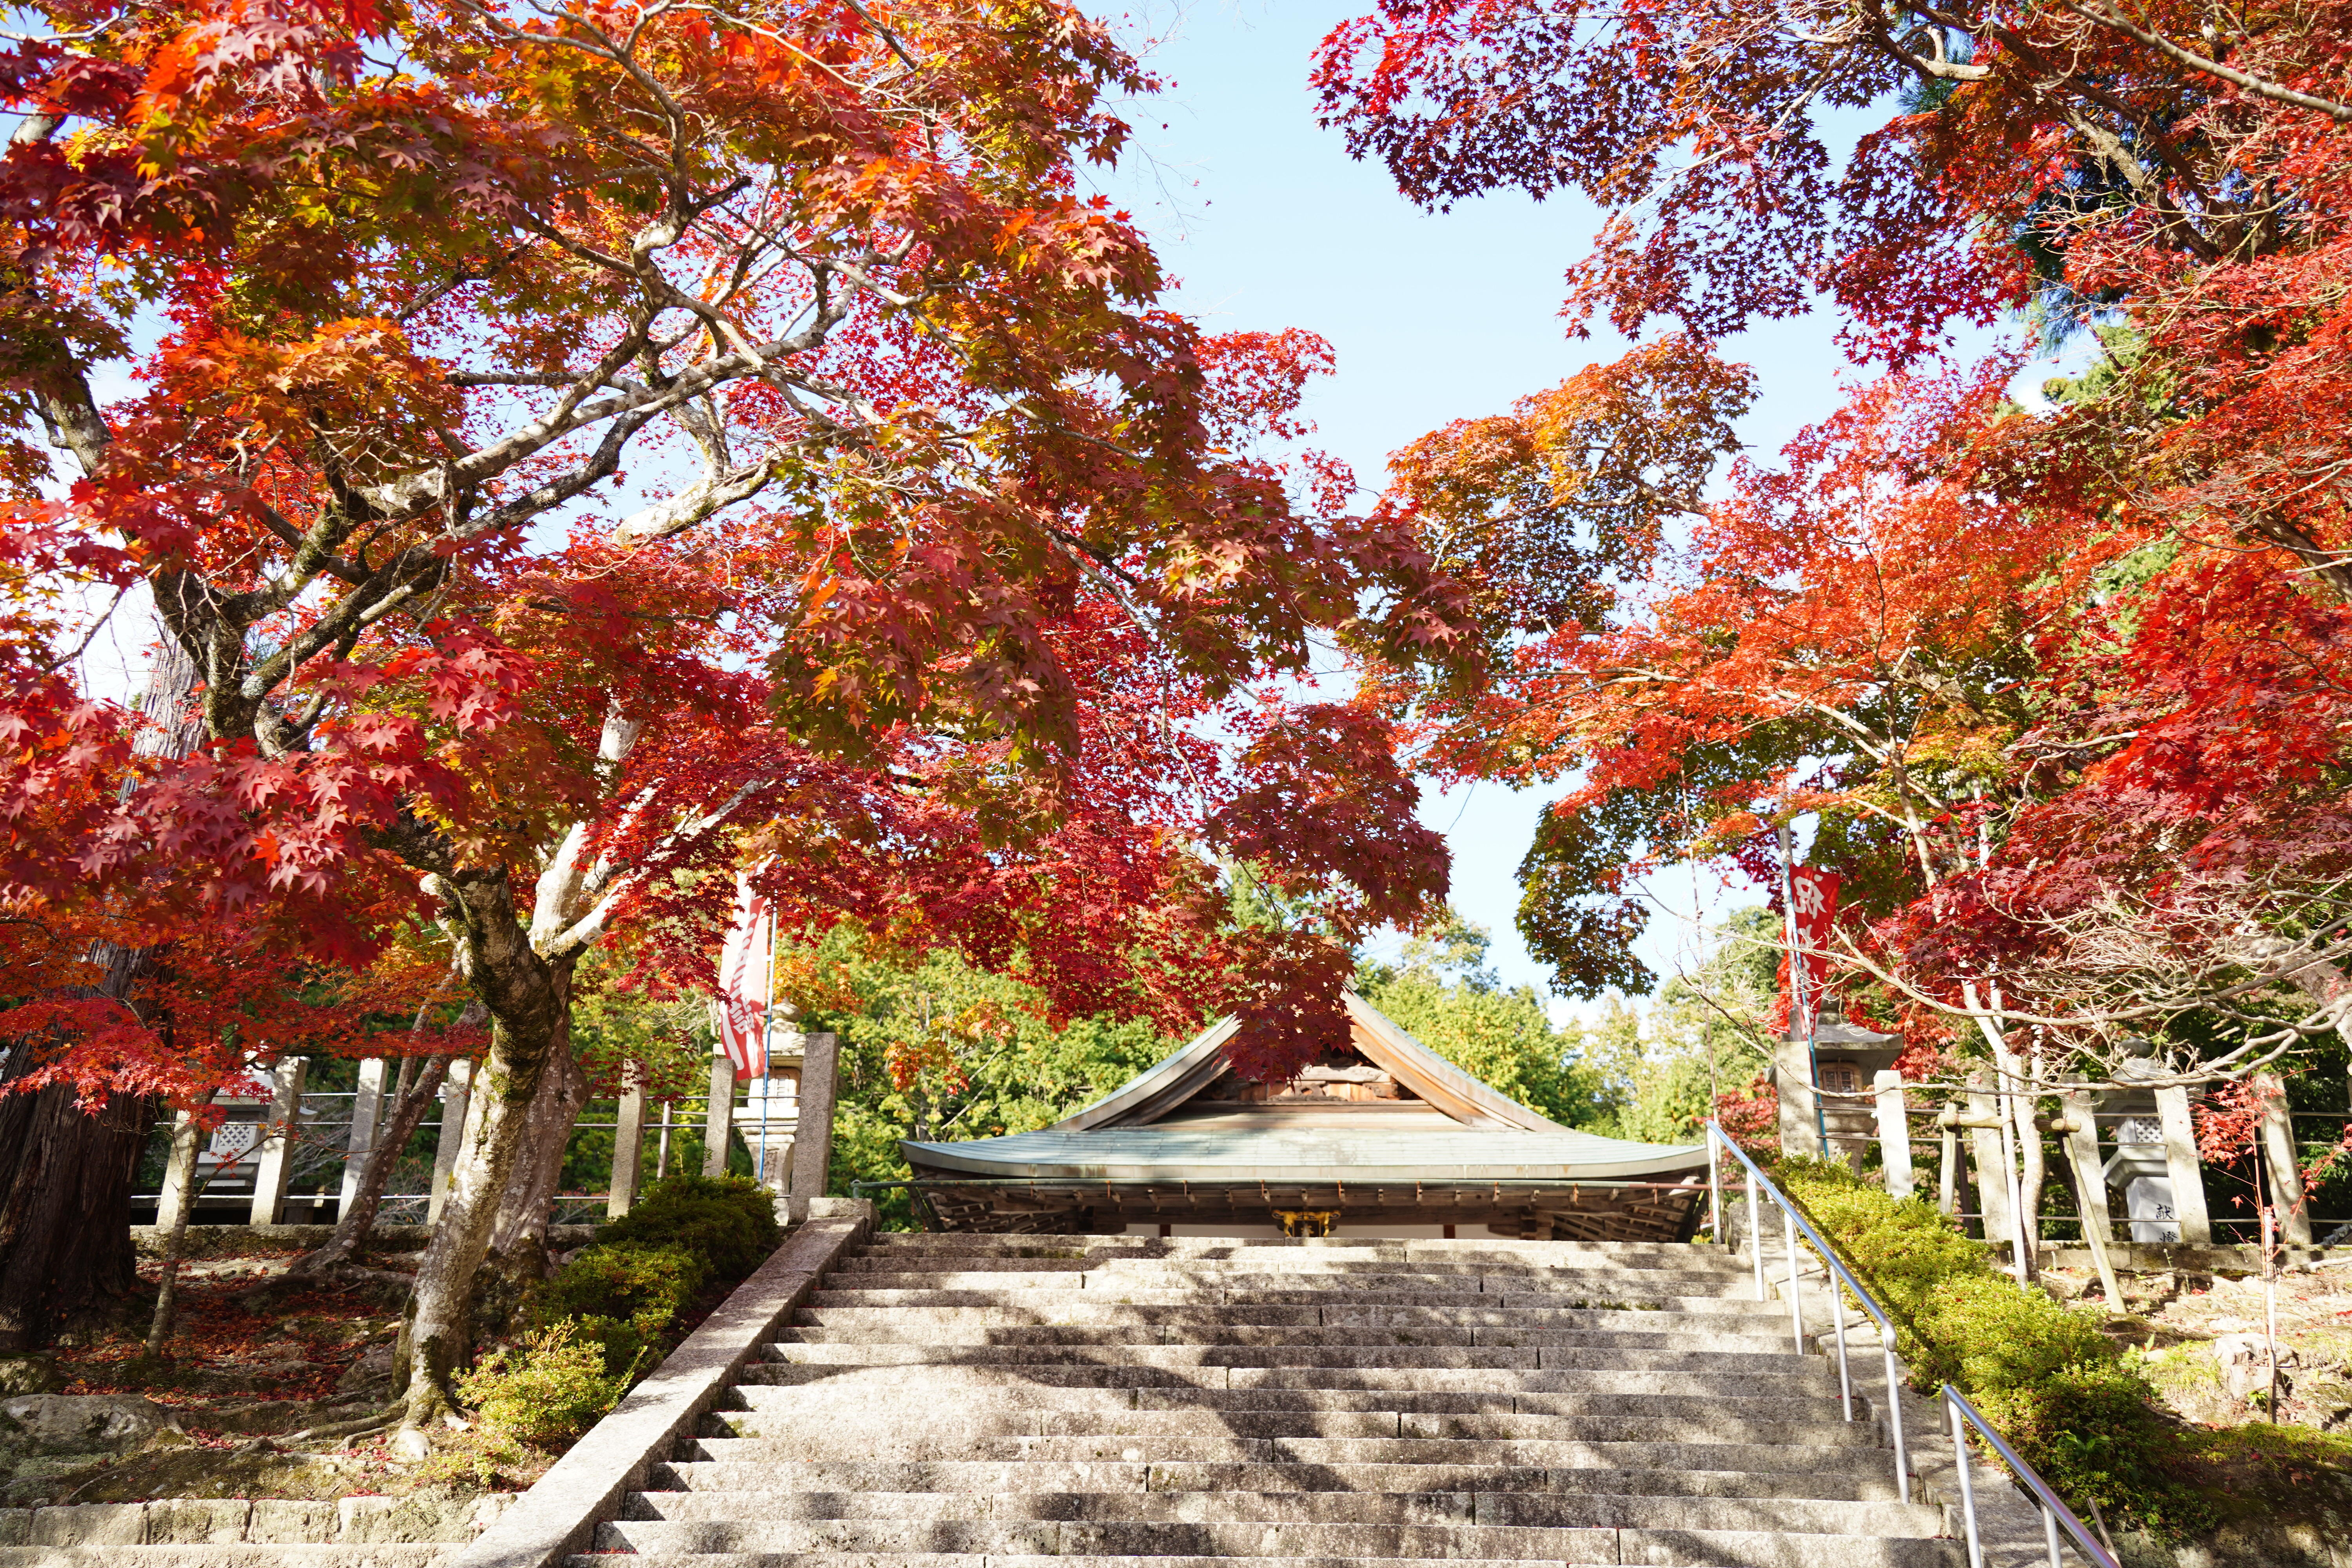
[0,641,198,1351]
[0,1079,159,1352]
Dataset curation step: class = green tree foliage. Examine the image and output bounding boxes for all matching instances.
[1580,908,1778,1143]
[1353,918,1606,1129]
[789,928,1179,1229]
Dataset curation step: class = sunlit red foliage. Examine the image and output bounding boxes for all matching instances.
[1329,0,2352,1063]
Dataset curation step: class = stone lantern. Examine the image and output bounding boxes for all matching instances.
[1773,996,1902,1161]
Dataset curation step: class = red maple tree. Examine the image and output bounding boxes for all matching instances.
[0,0,1479,1439]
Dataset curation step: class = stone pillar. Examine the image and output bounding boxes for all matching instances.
[336,1058,387,1217]
[2153,1084,2213,1244]
[1967,1074,2015,1251]
[608,1065,646,1218]
[1773,1039,1824,1159]
[2058,1089,2115,1247]
[1873,1071,1914,1199]
[429,1060,472,1224]
[1937,1109,1960,1216]
[2254,1070,2314,1246]
[702,1048,736,1178]
[247,1057,309,1225]
[788,1032,839,1222]
[2058,1088,2125,1304]
[154,1108,203,1231]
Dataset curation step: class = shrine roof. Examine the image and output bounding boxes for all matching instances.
[898,989,1707,1186]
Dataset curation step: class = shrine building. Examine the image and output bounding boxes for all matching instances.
[898,990,1711,1241]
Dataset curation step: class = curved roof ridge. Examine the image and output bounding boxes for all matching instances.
[1047,990,1579,1134]
[1339,987,1572,1134]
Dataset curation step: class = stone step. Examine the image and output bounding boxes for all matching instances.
[831,1256,1756,1281]
[592,1517,1957,1566]
[761,1334,1808,1368]
[860,1234,1731,1260]
[822,1272,1751,1299]
[651,1459,1908,1504]
[581,1551,1956,1568]
[729,1382,1853,1420]
[783,1308,1778,1343]
[728,1384,1862,1424]
[745,1357,1827,1391]
[572,1555,1578,1568]
[809,1289,1790,1317]
[777,1321,1789,1351]
[588,1517,1610,1559]
[786,1303,1803,1335]
[711,1402,1885,1448]
[681,1434,1903,1473]
[622,1487,1944,1537]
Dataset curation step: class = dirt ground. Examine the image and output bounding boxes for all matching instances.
[0,1248,550,1508]
[2041,1258,2352,1431]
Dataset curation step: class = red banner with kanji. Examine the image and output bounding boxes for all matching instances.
[715,875,773,1081]
[1789,866,1841,1028]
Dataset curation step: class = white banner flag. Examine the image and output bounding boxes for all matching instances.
[716,875,773,1081]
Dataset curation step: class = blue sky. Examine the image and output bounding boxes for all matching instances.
[1094,2,1882,1010]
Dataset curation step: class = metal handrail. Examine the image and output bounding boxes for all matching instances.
[1704,1120,2116,1565]
[1946,1385,2121,1568]
[1704,1122,1910,1503]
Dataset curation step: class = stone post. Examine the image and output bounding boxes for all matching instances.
[2057,1088,2125,1304]
[247,1057,309,1225]
[429,1060,472,1224]
[154,1108,203,1231]
[1937,1110,1960,1217]
[788,1032,839,1223]
[2153,1083,2213,1244]
[608,1064,646,1218]
[1966,1074,2015,1251]
[1773,1039,1824,1159]
[2254,1070,2314,1246]
[1872,1071,1914,1199]
[336,1058,387,1218]
[702,1048,736,1178]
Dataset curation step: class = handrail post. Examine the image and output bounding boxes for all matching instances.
[2043,1499,2065,1568]
[1882,1340,1910,1503]
[1783,1204,1805,1352]
[1748,1163,1765,1302]
[1706,1125,1723,1244]
[1830,1265,1853,1419]
[1949,1392,1985,1568]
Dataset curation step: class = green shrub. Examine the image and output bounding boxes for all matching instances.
[521,1242,704,1374]
[457,1323,633,1447]
[528,1241,706,1326]
[479,1172,782,1441]
[1914,1272,2118,1391]
[594,1172,780,1279]
[1776,1156,2208,1536]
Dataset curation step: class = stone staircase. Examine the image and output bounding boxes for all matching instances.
[594,1231,1958,1568]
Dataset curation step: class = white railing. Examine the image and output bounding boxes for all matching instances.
[1946,1385,2122,1568]
[1704,1123,1911,1503]
[1703,1121,2120,1568]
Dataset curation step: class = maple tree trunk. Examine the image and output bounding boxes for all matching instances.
[2015,1066,2048,1261]
[145,1087,219,1357]
[488,1039,588,1262]
[290,1054,452,1280]
[393,880,576,1452]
